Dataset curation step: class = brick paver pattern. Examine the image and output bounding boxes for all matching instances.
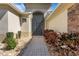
[21,36,49,56]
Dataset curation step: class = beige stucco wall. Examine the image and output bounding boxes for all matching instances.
[46,10,68,33]
[8,11,21,33]
[28,14,32,37]
[0,12,8,34]
[21,14,32,36]
[0,11,8,42]
[0,8,32,42]
[21,21,27,32]
[21,18,31,32]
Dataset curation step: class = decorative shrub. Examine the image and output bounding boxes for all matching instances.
[60,33,69,40]
[6,32,16,50]
[16,33,18,39]
[6,32,14,38]
[44,30,79,56]
[44,29,58,46]
[18,31,21,39]
[16,31,21,39]
[7,38,16,49]
[69,33,79,40]
[60,32,79,40]
[44,30,79,46]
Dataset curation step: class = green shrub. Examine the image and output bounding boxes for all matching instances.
[18,31,21,39]
[6,32,16,50]
[16,31,21,39]
[16,33,18,39]
[7,38,16,49]
[6,32,14,38]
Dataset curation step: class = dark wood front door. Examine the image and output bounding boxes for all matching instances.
[32,11,44,36]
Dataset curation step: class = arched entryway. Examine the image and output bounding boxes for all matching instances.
[32,11,44,36]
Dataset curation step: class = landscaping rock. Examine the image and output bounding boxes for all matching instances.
[0,43,7,50]
[61,45,68,49]
[0,34,31,56]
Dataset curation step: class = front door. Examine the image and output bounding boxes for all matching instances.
[32,11,44,36]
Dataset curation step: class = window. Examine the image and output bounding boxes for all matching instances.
[22,18,26,23]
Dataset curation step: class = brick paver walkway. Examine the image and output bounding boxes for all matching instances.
[19,36,49,56]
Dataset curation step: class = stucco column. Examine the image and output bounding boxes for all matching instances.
[28,14,32,37]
